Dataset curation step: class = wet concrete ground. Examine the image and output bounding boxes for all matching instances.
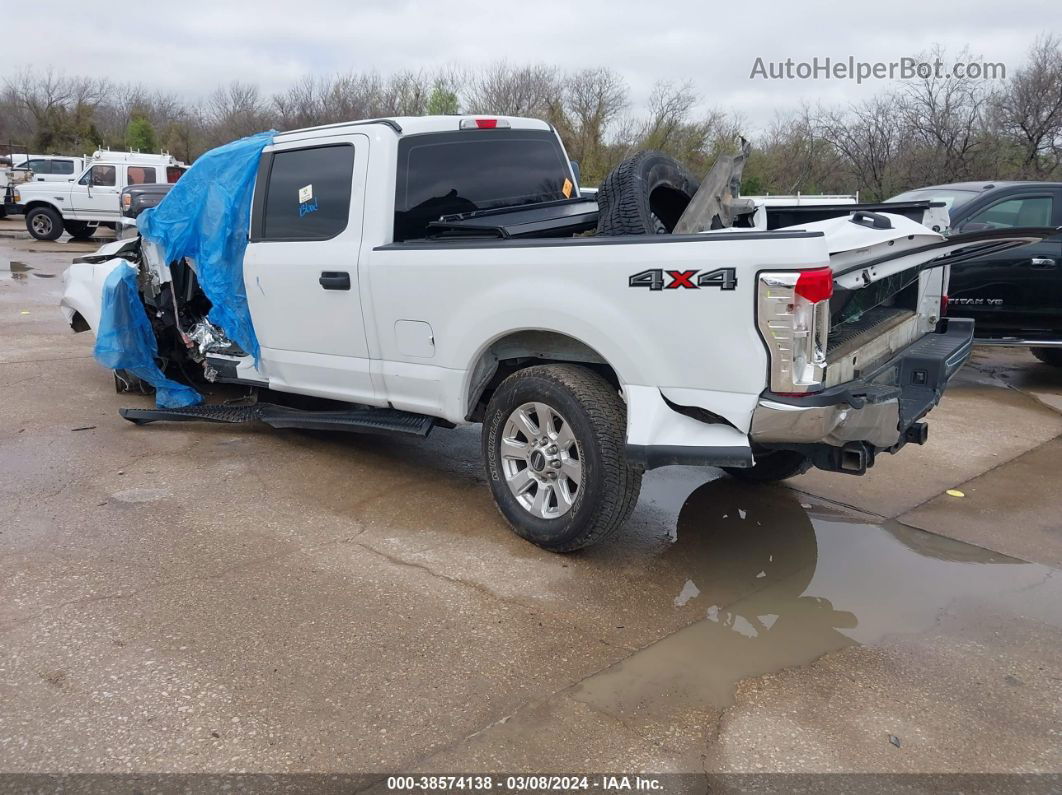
[1,218,1060,777]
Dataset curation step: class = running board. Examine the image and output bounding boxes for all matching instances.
[119,403,436,437]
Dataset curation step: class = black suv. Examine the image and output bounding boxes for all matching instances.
[887,181,1062,366]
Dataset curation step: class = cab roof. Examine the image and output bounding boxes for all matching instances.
[276,115,553,142]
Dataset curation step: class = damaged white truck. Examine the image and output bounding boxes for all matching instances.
[59,116,1055,551]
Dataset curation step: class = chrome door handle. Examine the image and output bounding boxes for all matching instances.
[1030,257,1057,269]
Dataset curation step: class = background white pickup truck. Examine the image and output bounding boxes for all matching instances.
[15,149,185,241]
[59,116,1053,550]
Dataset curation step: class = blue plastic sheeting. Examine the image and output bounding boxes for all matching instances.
[138,130,275,364]
[93,261,203,409]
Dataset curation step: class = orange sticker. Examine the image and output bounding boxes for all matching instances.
[562,178,573,198]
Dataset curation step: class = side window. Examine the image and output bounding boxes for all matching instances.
[81,165,117,187]
[260,144,354,241]
[964,196,1053,230]
[26,159,50,173]
[127,166,156,185]
[52,160,75,175]
[166,166,185,183]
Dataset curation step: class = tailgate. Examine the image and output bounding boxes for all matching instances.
[785,213,1059,385]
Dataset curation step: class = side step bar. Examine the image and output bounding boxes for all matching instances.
[119,403,436,437]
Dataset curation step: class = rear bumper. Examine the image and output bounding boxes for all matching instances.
[750,317,974,454]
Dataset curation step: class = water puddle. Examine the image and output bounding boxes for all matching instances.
[0,260,32,281]
[572,478,1060,719]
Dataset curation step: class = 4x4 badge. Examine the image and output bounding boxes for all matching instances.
[629,268,737,291]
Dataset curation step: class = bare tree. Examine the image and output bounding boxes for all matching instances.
[816,95,908,200]
[560,68,628,183]
[901,46,992,183]
[994,34,1062,177]
[206,81,270,145]
[465,63,563,121]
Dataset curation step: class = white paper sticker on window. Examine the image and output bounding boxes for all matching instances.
[298,184,313,203]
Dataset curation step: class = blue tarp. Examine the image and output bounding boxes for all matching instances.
[93,262,203,408]
[138,130,275,364]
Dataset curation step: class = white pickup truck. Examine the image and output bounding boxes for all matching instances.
[15,149,185,241]
[59,115,1053,551]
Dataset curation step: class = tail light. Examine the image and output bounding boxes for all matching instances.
[757,267,834,395]
[940,294,949,317]
[122,193,132,209]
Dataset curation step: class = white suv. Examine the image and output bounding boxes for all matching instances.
[14,150,185,240]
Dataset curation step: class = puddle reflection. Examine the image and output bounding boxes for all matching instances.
[0,260,31,281]
[574,478,1061,718]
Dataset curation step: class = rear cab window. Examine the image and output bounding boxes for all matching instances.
[393,129,573,242]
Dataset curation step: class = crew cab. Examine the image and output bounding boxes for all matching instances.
[58,116,1055,551]
[887,181,1062,365]
[15,149,186,241]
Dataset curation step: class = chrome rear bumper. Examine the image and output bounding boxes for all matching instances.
[751,318,974,451]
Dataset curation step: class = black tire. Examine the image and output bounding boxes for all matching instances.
[595,151,700,236]
[63,221,94,240]
[26,206,63,241]
[1031,347,1062,368]
[483,364,643,552]
[723,450,811,483]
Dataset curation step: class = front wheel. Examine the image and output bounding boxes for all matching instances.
[483,364,643,551]
[723,450,811,483]
[1031,347,1062,368]
[26,206,63,241]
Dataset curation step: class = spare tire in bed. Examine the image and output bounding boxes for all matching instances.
[595,151,700,235]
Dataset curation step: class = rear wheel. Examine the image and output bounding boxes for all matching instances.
[483,364,642,551]
[26,206,63,241]
[723,450,811,483]
[595,151,700,236]
[1031,347,1062,368]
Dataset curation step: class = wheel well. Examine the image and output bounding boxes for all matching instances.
[24,201,59,216]
[465,330,620,421]
[70,311,90,333]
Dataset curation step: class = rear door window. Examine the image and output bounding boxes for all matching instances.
[393,129,572,241]
[52,160,75,175]
[260,144,355,241]
[127,166,156,185]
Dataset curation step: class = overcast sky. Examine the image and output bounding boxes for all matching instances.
[5,0,1053,129]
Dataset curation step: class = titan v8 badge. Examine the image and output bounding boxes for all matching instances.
[629,268,738,291]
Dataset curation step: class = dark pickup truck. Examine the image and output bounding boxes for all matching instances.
[117,183,173,238]
[887,181,1062,366]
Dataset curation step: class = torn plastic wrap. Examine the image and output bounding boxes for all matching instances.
[137,130,275,364]
[93,261,203,409]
